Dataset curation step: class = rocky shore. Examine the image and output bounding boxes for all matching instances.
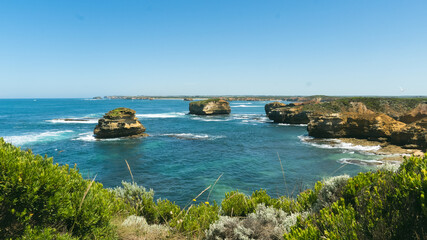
[94,108,148,139]
[265,98,427,154]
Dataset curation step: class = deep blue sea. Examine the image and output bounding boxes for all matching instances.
[0,99,384,206]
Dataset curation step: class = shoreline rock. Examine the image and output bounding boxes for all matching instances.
[189,99,231,115]
[266,99,427,151]
[94,108,148,139]
[264,101,286,115]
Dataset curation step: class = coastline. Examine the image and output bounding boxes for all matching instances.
[338,138,424,161]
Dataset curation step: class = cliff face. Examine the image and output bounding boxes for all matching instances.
[307,112,406,140]
[267,106,311,124]
[398,103,427,124]
[189,99,231,115]
[94,108,147,138]
[390,118,427,149]
[264,101,286,115]
[305,101,426,150]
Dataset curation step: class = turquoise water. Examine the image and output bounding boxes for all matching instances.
[0,99,382,206]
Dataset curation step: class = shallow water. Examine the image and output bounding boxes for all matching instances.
[0,99,386,206]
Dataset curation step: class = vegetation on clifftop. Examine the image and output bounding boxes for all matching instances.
[189,98,223,106]
[300,97,427,115]
[105,108,134,118]
[1,138,426,239]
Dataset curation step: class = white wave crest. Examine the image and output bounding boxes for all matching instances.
[278,123,308,126]
[298,135,381,152]
[161,133,225,140]
[46,118,99,124]
[231,104,263,108]
[232,114,271,124]
[191,117,231,122]
[136,112,186,119]
[72,132,123,142]
[338,158,383,166]
[3,130,74,145]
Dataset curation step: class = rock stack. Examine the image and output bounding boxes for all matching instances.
[189,99,231,115]
[94,108,147,139]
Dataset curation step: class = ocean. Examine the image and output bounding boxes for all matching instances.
[0,98,385,206]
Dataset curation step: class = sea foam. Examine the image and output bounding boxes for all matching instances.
[73,132,123,142]
[298,135,381,152]
[4,130,74,145]
[136,112,186,119]
[161,133,225,140]
[46,118,99,124]
[338,158,384,166]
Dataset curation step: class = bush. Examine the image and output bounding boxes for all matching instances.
[18,226,78,240]
[284,155,427,239]
[156,199,181,224]
[206,204,309,240]
[311,175,349,212]
[170,202,219,237]
[221,190,251,217]
[0,139,121,239]
[113,181,157,223]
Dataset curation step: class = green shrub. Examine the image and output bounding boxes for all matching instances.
[312,175,349,212]
[0,139,121,239]
[285,199,359,240]
[170,202,219,237]
[113,181,157,223]
[156,198,181,224]
[221,190,251,216]
[18,226,78,240]
[284,155,427,239]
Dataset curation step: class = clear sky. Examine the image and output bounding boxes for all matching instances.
[1,1,426,98]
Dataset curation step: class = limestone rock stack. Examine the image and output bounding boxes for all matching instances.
[94,108,147,139]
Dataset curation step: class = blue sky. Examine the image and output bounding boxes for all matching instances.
[1,1,426,98]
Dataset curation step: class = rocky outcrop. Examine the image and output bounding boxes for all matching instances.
[307,112,406,140]
[390,118,427,149]
[268,106,311,124]
[94,108,147,139]
[398,103,427,124]
[306,101,427,150]
[264,102,286,115]
[183,98,194,101]
[189,99,231,115]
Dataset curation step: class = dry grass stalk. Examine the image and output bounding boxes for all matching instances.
[125,159,134,183]
[207,173,223,202]
[277,152,288,196]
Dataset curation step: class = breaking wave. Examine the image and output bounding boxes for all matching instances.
[161,133,225,140]
[298,135,381,152]
[3,130,74,145]
[136,112,186,119]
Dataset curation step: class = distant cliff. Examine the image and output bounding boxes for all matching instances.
[266,97,427,150]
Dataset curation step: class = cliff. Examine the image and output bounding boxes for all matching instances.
[265,98,427,150]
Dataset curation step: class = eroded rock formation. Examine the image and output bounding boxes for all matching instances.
[189,99,231,115]
[264,101,286,115]
[267,106,311,124]
[94,108,147,138]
